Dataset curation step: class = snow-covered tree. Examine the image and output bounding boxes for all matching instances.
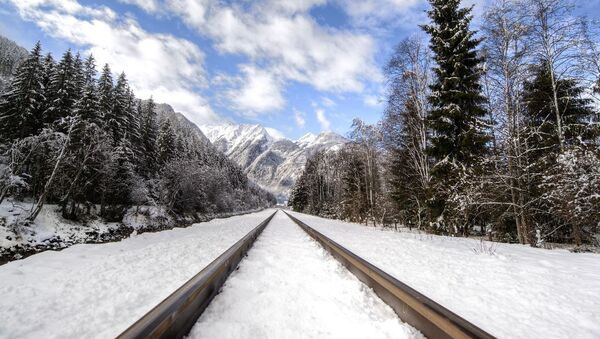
[422,0,490,227]
[0,42,45,141]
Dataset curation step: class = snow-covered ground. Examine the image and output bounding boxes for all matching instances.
[0,200,262,262]
[288,211,600,339]
[189,211,421,339]
[0,209,275,339]
[1,201,125,261]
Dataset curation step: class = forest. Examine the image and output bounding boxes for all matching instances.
[290,0,600,247]
[0,38,275,230]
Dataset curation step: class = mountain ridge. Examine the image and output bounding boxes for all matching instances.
[201,123,347,203]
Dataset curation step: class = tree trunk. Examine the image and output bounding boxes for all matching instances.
[27,124,74,223]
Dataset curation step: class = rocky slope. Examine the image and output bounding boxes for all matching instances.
[201,123,347,203]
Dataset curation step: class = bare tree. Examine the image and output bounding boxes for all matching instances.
[482,0,534,243]
[382,36,432,228]
[526,0,588,151]
[26,118,77,222]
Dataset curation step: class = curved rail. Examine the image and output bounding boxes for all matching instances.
[117,210,277,339]
[284,211,495,339]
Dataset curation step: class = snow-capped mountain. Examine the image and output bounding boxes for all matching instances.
[201,123,347,203]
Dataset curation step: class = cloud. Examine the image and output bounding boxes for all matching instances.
[363,94,380,107]
[321,97,336,107]
[118,0,159,13]
[225,65,285,117]
[9,0,220,124]
[316,109,331,131]
[165,0,381,92]
[294,110,306,128]
[265,127,286,140]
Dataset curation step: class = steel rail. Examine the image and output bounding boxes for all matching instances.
[284,211,495,339]
[117,210,277,339]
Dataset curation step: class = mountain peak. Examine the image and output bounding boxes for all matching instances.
[202,123,347,202]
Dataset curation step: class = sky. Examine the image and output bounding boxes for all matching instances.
[1,0,599,140]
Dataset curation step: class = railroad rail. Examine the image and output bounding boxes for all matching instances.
[117,211,276,339]
[117,209,495,339]
[284,211,495,339]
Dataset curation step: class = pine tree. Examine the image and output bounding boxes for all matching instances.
[75,55,101,126]
[524,60,597,156]
[44,49,79,126]
[421,0,489,220]
[107,72,131,144]
[97,63,113,136]
[72,52,84,99]
[158,119,176,165]
[141,97,159,176]
[125,89,142,167]
[107,137,136,207]
[40,52,55,113]
[0,41,45,141]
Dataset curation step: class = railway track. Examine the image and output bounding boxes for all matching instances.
[117,209,495,339]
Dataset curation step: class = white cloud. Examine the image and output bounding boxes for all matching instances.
[165,0,381,92]
[265,127,286,140]
[316,109,331,131]
[294,110,306,128]
[321,97,336,107]
[10,0,221,124]
[118,0,159,13]
[226,65,285,117]
[363,94,380,107]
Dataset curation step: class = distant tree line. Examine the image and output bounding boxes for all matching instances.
[290,0,600,247]
[0,41,274,226]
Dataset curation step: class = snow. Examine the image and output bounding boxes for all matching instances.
[0,209,275,338]
[189,210,422,339]
[0,201,122,254]
[200,123,347,203]
[287,211,600,339]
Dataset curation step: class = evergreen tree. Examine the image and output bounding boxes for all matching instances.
[141,97,159,176]
[422,0,489,220]
[158,119,176,165]
[72,52,84,98]
[107,137,136,207]
[97,64,113,135]
[40,52,55,113]
[44,49,79,126]
[289,174,309,212]
[524,60,598,152]
[0,41,45,141]
[75,55,101,126]
[107,72,131,144]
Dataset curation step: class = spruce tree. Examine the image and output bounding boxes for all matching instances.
[44,49,78,125]
[421,0,489,219]
[141,97,159,176]
[40,52,55,114]
[158,119,176,165]
[524,60,597,155]
[108,72,131,144]
[75,55,101,126]
[0,41,45,141]
[97,64,113,135]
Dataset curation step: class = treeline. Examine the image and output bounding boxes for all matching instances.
[290,0,600,247]
[0,41,274,226]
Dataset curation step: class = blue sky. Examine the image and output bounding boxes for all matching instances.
[1,0,599,140]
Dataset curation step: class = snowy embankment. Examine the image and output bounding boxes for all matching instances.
[0,209,274,338]
[0,200,262,263]
[189,211,422,339]
[288,211,600,339]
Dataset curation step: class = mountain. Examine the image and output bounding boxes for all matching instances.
[0,35,28,91]
[201,123,347,203]
[155,103,212,147]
